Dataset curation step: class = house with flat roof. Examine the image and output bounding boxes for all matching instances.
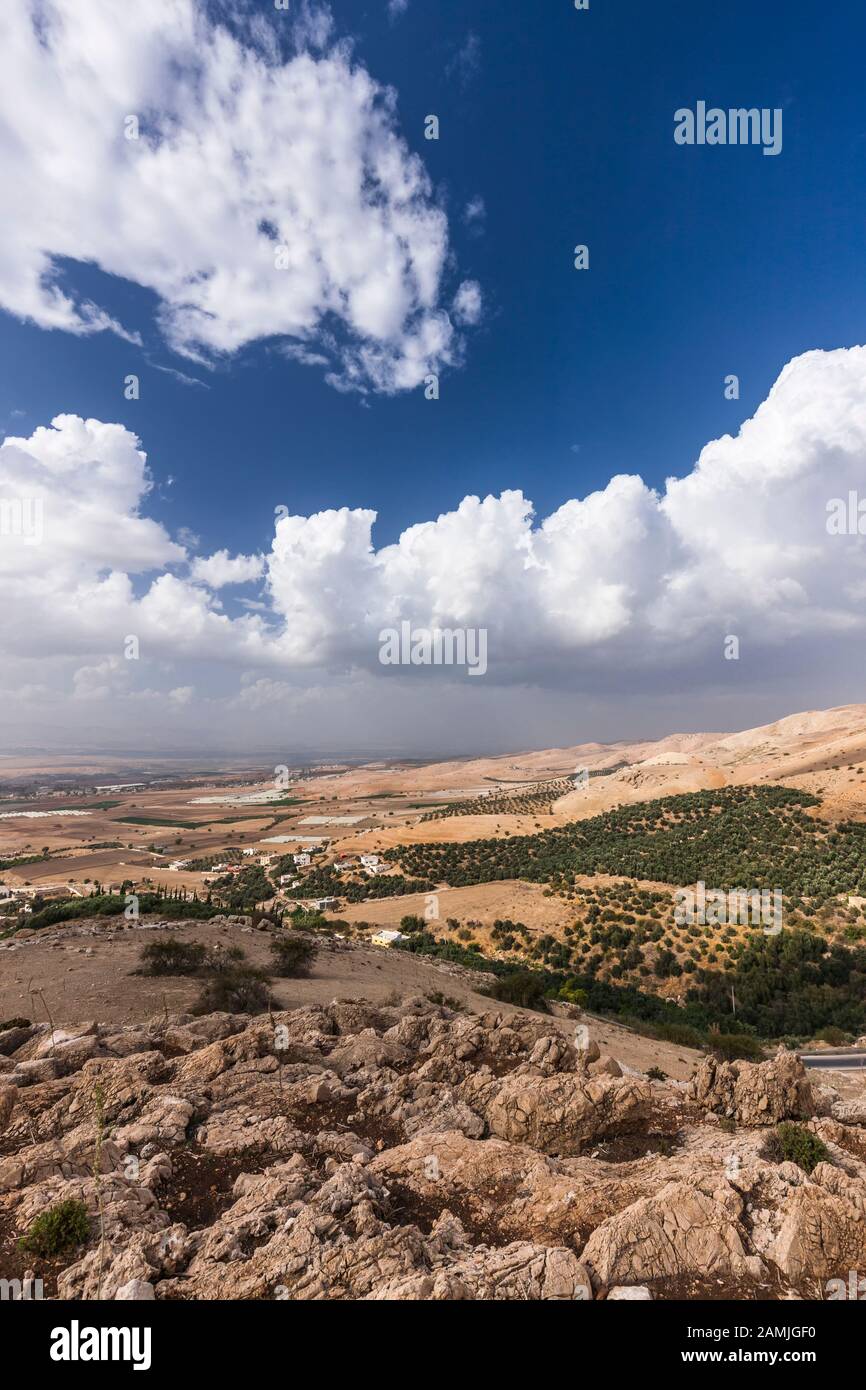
[370,928,405,948]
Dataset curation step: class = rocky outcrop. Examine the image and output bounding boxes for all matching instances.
[0,996,864,1300]
[581,1179,762,1288]
[689,1050,815,1127]
[482,1072,652,1156]
[768,1164,866,1279]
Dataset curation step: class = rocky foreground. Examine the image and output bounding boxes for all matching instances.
[1,998,865,1300]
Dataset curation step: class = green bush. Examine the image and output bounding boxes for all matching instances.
[488,971,549,1013]
[269,933,317,978]
[136,937,208,976]
[205,944,246,974]
[762,1122,829,1174]
[645,1020,707,1049]
[399,914,426,933]
[558,984,588,1007]
[816,1026,853,1046]
[192,967,272,1016]
[646,1065,667,1081]
[19,1198,90,1258]
[710,1033,765,1062]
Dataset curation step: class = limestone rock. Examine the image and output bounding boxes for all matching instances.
[582,1181,761,1287]
[484,1072,651,1155]
[689,1050,814,1127]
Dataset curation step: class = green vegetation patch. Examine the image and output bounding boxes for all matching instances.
[19,1199,90,1258]
[762,1122,830,1174]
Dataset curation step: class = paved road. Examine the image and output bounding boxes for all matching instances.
[800,1049,866,1071]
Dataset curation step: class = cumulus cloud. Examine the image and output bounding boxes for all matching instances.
[191,550,264,588]
[4,347,866,739]
[0,414,269,666]
[0,0,475,393]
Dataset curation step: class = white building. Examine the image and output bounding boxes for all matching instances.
[310,897,338,911]
[360,854,380,868]
[370,929,405,948]
[293,852,311,866]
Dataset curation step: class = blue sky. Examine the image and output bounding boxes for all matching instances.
[2,0,866,754]
[6,0,865,551]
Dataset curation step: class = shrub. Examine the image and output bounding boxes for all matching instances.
[488,971,549,1013]
[137,937,207,976]
[19,1198,90,1258]
[558,984,588,1008]
[399,914,425,933]
[192,967,272,1016]
[269,933,317,978]
[816,1026,853,1046]
[710,1033,765,1062]
[762,1122,829,1174]
[646,1065,667,1081]
[425,990,465,1011]
[205,944,246,974]
[648,1020,707,1049]
[287,907,326,931]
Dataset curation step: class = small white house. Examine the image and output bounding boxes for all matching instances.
[293,852,311,867]
[168,859,191,871]
[333,859,356,871]
[242,848,257,857]
[364,864,388,876]
[370,929,405,948]
[360,854,380,868]
[310,896,338,911]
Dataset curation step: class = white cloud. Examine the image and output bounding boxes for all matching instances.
[452,280,483,326]
[72,657,129,702]
[463,196,486,234]
[447,32,481,88]
[0,0,476,393]
[4,347,866,743]
[191,550,265,588]
[0,414,269,666]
